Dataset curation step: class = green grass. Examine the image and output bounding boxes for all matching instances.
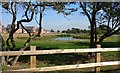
[2,33,119,49]
[11,34,90,49]
[30,40,89,49]
[1,33,120,72]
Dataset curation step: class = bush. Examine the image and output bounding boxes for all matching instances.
[72,35,90,39]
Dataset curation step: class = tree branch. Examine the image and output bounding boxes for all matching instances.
[80,2,92,23]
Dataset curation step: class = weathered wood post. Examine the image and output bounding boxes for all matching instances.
[30,46,36,68]
[95,44,101,73]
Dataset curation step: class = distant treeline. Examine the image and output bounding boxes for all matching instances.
[61,25,120,34]
[61,28,89,34]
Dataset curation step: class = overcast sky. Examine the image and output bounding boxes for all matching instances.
[1,4,90,31]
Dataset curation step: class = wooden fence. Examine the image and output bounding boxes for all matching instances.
[0,45,120,73]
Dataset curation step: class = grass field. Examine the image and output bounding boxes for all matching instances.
[1,33,120,72]
[1,33,119,49]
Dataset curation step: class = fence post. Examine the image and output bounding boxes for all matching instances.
[95,44,101,73]
[30,46,36,68]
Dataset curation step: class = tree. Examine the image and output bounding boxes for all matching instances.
[50,29,54,32]
[57,30,60,33]
[80,2,102,48]
[97,2,120,43]
[99,25,111,31]
[61,30,66,33]
[35,2,45,36]
[2,2,17,50]
[1,2,71,66]
[2,2,23,65]
[34,2,70,36]
[79,2,120,47]
[2,2,47,66]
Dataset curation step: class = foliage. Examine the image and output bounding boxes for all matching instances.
[1,2,74,66]
[1,2,120,66]
[50,29,54,32]
[96,25,112,34]
[79,2,120,48]
[57,30,60,33]
[62,28,89,34]
[97,2,120,43]
[72,35,90,39]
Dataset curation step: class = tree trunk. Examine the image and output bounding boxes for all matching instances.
[11,34,37,66]
[88,12,97,57]
[37,10,42,36]
[97,37,105,44]
[88,21,96,57]
[90,12,96,48]
[94,22,97,44]
[90,22,95,48]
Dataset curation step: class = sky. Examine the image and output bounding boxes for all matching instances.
[1,3,90,31]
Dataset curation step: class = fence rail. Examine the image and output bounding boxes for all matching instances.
[9,61,119,72]
[0,45,120,73]
[0,48,119,56]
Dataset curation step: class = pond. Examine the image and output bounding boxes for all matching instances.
[53,37,87,41]
[53,37,75,41]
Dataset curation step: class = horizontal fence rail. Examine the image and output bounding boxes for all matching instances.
[1,46,120,73]
[8,61,120,72]
[0,48,120,56]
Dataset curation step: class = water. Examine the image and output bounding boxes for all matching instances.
[53,37,89,41]
[53,37,75,41]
